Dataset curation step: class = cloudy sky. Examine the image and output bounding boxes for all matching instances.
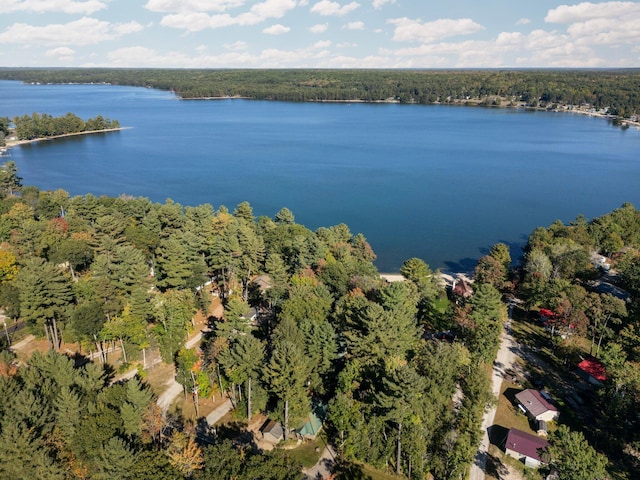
[0,0,639,68]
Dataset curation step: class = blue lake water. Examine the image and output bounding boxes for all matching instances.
[2,81,640,272]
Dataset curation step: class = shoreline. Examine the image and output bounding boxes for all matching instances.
[380,271,473,287]
[1,127,130,152]
[175,93,640,128]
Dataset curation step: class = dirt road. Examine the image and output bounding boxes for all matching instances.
[468,311,517,480]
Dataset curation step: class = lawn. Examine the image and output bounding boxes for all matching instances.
[493,379,535,434]
[287,436,324,469]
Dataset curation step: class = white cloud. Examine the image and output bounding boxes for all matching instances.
[372,0,394,9]
[224,40,248,50]
[544,2,640,47]
[1,0,107,14]
[144,0,246,13]
[496,31,524,47]
[263,23,290,34]
[311,0,360,17]
[516,18,530,25]
[336,41,357,47]
[344,21,364,30]
[545,1,640,23]
[0,17,143,46]
[159,0,296,31]
[309,22,328,33]
[388,17,484,43]
[105,46,248,68]
[250,0,296,19]
[45,46,75,57]
[314,40,331,48]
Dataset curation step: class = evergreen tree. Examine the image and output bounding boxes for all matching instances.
[265,339,311,439]
[16,257,73,350]
[219,333,266,420]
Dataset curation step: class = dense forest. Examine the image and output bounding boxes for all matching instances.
[0,159,639,479]
[8,113,120,141]
[1,68,639,117]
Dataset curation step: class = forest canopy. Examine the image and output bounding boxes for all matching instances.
[0,161,639,479]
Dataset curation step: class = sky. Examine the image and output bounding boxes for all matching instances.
[0,0,639,68]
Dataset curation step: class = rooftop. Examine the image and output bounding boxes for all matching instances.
[506,428,549,462]
[577,358,608,383]
[515,389,558,418]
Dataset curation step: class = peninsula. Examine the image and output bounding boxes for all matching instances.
[0,112,123,152]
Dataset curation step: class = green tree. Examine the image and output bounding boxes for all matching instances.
[400,257,441,301]
[16,257,73,350]
[474,254,507,289]
[465,283,505,363]
[343,301,419,367]
[93,436,136,480]
[375,363,429,475]
[265,339,311,439]
[489,242,511,270]
[219,333,266,420]
[0,161,22,197]
[275,207,295,224]
[545,425,608,480]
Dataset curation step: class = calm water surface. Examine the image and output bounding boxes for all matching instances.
[2,81,639,272]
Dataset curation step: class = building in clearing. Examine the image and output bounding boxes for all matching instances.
[260,419,284,444]
[505,428,549,468]
[577,357,607,386]
[297,411,323,440]
[515,389,559,423]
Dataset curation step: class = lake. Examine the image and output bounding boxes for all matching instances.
[2,81,639,273]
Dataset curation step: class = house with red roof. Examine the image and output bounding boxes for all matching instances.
[505,428,549,468]
[577,357,607,385]
[515,389,560,422]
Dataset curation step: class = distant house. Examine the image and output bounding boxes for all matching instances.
[538,308,557,323]
[588,280,630,302]
[577,358,607,385]
[539,309,575,338]
[251,274,273,293]
[261,419,284,443]
[240,307,258,324]
[505,428,549,468]
[452,277,473,299]
[515,389,560,423]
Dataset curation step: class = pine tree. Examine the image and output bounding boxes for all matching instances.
[16,257,73,350]
[219,333,265,420]
[265,339,311,439]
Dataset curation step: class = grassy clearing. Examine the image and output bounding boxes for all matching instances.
[287,436,324,468]
[362,464,402,480]
[493,379,535,435]
[144,362,176,397]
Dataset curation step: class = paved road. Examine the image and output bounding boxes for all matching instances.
[468,313,517,480]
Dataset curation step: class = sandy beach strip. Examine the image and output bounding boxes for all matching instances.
[3,126,130,151]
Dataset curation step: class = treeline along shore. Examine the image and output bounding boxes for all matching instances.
[1,68,639,118]
[0,112,122,150]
